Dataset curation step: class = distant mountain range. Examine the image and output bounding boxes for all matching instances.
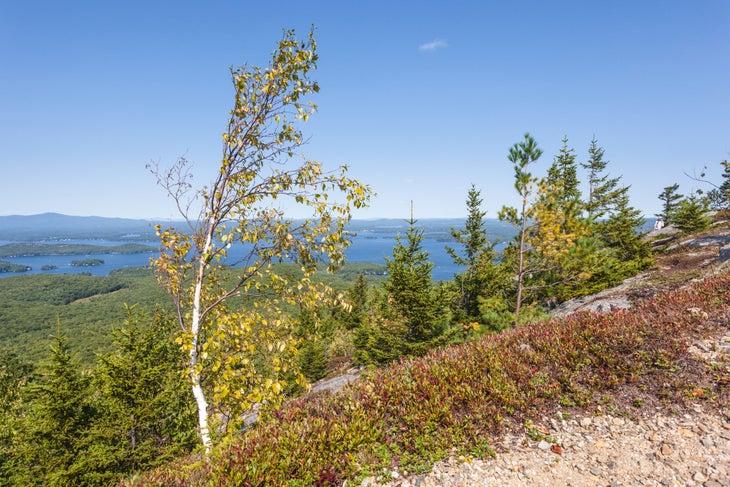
[0,213,161,240]
[0,213,519,242]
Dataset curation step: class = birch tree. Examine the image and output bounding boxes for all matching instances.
[149,28,372,455]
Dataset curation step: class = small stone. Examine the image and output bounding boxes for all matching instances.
[590,467,602,476]
[693,471,708,482]
[678,428,695,438]
[580,417,592,427]
[660,443,673,456]
[701,436,715,447]
[537,440,551,450]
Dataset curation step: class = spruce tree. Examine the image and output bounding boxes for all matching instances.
[657,183,684,223]
[580,137,623,219]
[446,184,499,320]
[597,191,650,264]
[73,308,196,485]
[0,351,33,485]
[383,209,442,342]
[672,195,711,233]
[9,331,92,487]
[546,136,581,204]
[357,207,450,364]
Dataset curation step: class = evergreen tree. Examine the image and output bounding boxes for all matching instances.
[672,195,711,233]
[581,137,623,219]
[9,331,92,487]
[383,209,442,342]
[342,273,369,330]
[577,139,650,274]
[357,208,450,363]
[704,160,730,211]
[0,350,33,485]
[546,136,581,205]
[72,308,197,485]
[657,183,684,223]
[597,191,651,264]
[446,184,500,320]
[498,133,543,321]
[528,177,602,302]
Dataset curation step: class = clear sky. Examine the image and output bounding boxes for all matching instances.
[1,1,728,220]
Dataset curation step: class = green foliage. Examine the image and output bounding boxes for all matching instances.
[131,271,730,486]
[70,258,105,267]
[446,184,502,321]
[596,191,650,263]
[72,307,197,485]
[478,296,546,333]
[354,214,458,365]
[8,331,93,486]
[356,214,452,365]
[3,310,197,487]
[498,133,543,320]
[340,273,370,330]
[0,272,167,367]
[581,137,623,219]
[0,242,156,258]
[0,350,33,485]
[382,213,446,343]
[672,195,711,234]
[705,160,730,211]
[527,138,603,302]
[546,136,581,204]
[0,261,31,273]
[657,183,684,223]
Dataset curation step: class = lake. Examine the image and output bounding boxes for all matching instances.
[0,218,517,281]
[0,234,507,281]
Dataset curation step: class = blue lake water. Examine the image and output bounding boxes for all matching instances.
[0,234,506,281]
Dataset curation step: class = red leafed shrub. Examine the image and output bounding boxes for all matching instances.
[129,273,730,486]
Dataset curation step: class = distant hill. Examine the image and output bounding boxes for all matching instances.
[0,213,163,240]
[0,213,520,243]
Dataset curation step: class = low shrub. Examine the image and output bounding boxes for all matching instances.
[130,272,730,486]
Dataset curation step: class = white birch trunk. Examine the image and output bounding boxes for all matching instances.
[190,227,214,456]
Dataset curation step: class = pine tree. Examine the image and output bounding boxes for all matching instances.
[498,133,543,321]
[657,183,684,223]
[446,184,500,320]
[581,137,623,219]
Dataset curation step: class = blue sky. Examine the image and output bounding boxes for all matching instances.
[1,1,728,220]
